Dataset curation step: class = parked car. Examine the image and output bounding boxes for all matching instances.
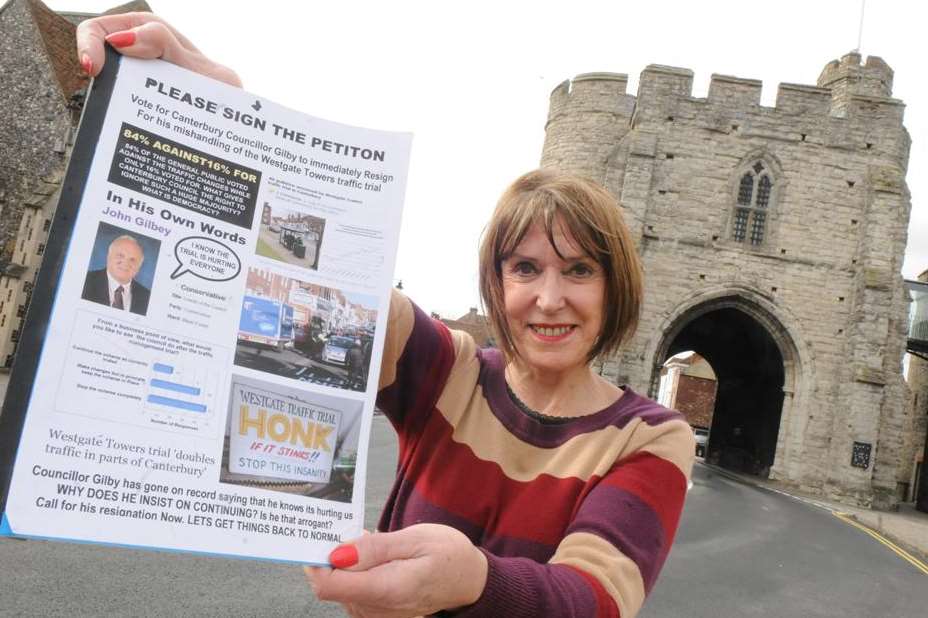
[321,336,356,366]
[694,427,709,457]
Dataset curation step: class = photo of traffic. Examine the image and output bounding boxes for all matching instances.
[234,267,378,393]
[256,202,326,270]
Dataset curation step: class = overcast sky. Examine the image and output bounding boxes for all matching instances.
[49,0,927,319]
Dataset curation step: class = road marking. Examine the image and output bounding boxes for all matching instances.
[831,511,928,577]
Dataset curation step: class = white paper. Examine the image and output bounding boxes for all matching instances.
[3,57,410,564]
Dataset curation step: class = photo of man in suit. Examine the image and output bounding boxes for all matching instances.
[81,234,151,315]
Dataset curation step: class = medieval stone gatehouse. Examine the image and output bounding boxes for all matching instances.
[542,52,913,509]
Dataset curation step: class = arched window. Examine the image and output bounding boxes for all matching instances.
[732,161,774,245]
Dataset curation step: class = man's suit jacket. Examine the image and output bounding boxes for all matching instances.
[81,269,151,316]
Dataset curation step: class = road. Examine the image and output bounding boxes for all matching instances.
[2,417,926,616]
[234,344,366,392]
[643,464,928,617]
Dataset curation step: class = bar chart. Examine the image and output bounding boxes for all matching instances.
[143,361,220,436]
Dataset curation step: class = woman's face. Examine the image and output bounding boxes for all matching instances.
[501,221,605,375]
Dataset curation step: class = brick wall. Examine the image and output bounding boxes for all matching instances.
[675,374,716,429]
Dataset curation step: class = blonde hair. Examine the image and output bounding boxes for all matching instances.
[478,169,643,363]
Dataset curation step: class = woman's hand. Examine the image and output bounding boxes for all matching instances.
[75,12,242,87]
[305,524,488,618]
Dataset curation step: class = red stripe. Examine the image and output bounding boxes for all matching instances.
[599,451,687,541]
[409,413,587,546]
[564,565,621,618]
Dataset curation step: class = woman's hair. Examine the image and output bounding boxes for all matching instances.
[478,169,643,363]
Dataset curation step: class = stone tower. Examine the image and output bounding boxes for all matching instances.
[0,0,148,388]
[541,52,913,509]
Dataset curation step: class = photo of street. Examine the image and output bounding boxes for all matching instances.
[234,267,378,393]
[256,202,325,271]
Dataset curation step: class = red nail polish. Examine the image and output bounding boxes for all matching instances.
[106,31,136,48]
[80,54,92,75]
[329,544,358,569]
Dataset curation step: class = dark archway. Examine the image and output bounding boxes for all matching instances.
[663,307,785,476]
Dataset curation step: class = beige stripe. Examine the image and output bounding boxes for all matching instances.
[551,531,646,618]
[438,369,694,482]
[378,290,416,391]
[627,418,696,480]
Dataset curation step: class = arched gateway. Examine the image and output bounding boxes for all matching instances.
[647,291,804,479]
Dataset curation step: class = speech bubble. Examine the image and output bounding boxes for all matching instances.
[171,236,242,282]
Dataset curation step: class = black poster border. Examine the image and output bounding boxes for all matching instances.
[0,47,122,515]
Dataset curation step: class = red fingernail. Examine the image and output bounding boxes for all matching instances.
[80,54,92,75]
[106,31,136,48]
[329,544,358,569]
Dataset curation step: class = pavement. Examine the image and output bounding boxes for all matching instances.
[702,461,928,564]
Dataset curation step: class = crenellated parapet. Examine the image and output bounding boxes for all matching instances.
[542,53,909,178]
[773,83,832,116]
[819,52,893,99]
[541,72,636,181]
[707,74,762,108]
[546,72,633,122]
[633,65,694,123]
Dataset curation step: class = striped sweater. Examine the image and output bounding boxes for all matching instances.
[376,293,695,617]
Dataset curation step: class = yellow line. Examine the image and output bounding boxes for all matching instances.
[832,511,928,577]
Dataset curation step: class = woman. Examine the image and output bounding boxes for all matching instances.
[78,15,694,617]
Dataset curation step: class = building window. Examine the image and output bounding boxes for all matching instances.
[16,305,25,318]
[43,219,51,232]
[11,329,20,343]
[732,161,775,245]
[37,243,45,256]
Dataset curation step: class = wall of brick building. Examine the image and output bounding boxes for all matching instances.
[675,374,716,429]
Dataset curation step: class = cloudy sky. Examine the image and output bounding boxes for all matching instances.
[49,0,927,318]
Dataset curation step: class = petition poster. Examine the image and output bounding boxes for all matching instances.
[0,54,410,565]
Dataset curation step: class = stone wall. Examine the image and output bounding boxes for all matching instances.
[0,0,77,264]
[0,0,80,372]
[0,0,146,376]
[542,52,914,508]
